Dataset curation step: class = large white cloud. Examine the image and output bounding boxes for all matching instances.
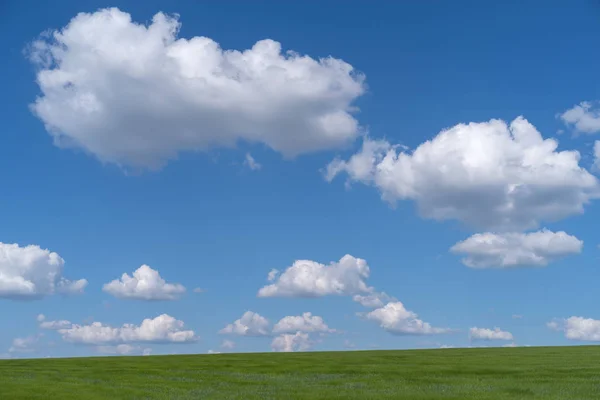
[0,242,87,299]
[363,302,450,335]
[258,254,372,298]
[28,8,366,170]
[549,316,600,341]
[271,332,312,352]
[326,117,600,231]
[273,312,335,334]
[102,265,186,301]
[469,327,513,341]
[450,229,583,268]
[59,314,197,344]
[219,311,270,337]
[560,102,600,134]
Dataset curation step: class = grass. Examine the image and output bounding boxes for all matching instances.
[1,346,599,399]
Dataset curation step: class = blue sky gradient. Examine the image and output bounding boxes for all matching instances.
[2,0,600,357]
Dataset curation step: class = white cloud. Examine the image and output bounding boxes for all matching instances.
[28,8,365,170]
[244,153,261,171]
[59,314,197,344]
[0,242,87,299]
[353,292,395,308]
[560,101,600,134]
[207,350,221,354]
[343,339,356,349]
[267,269,279,282]
[142,348,152,356]
[503,343,518,347]
[271,332,312,352]
[469,327,513,341]
[363,302,450,335]
[258,254,372,298]
[450,229,583,268]
[549,316,600,341]
[37,314,72,330]
[97,344,139,355]
[193,287,204,293]
[326,118,599,231]
[512,314,523,319]
[273,312,335,334]
[220,340,235,350]
[9,335,40,353]
[103,265,186,301]
[219,311,270,336]
[594,141,600,169]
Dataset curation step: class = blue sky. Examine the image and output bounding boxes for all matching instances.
[2,0,600,357]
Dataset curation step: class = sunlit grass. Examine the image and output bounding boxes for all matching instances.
[1,346,599,399]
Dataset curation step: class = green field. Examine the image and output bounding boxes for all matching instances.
[1,346,598,399]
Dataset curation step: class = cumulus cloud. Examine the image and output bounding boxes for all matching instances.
[59,314,197,344]
[219,311,270,336]
[271,332,312,352]
[560,102,600,134]
[244,153,261,171]
[326,118,599,231]
[102,265,186,301]
[97,344,143,355]
[9,335,40,353]
[37,314,71,330]
[363,302,450,335]
[450,229,583,268]
[273,312,335,334]
[221,340,235,350]
[258,254,372,298]
[353,292,395,308]
[28,8,366,170]
[0,242,87,299]
[469,327,513,341]
[549,316,600,341]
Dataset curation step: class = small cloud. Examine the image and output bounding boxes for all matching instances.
[512,314,523,319]
[244,153,262,171]
[193,288,204,293]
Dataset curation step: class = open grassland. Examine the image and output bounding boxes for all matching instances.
[1,346,599,399]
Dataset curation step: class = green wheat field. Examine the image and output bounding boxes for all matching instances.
[1,346,598,399]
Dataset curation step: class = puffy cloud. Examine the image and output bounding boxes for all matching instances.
[28,8,365,170]
[273,312,335,334]
[9,335,40,353]
[0,242,87,299]
[353,292,395,308]
[220,340,235,350]
[326,118,599,231]
[244,153,261,171]
[450,229,583,268]
[97,344,140,355]
[271,332,312,352]
[37,314,72,330]
[363,302,450,335]
[469,327,513,341]
[219,311,270,336]
[258,255,372,298]
[102,265,186,301]
[549,316,600,341]
[560,101,600,134]
[59,314,197,344]
[267,269,279,282]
